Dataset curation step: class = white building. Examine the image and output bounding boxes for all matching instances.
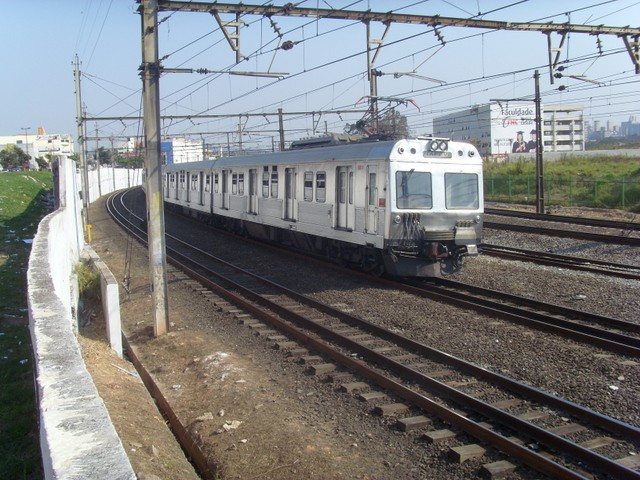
[119,136,205,164]
[433,103,584,158]
[0,128,74,169]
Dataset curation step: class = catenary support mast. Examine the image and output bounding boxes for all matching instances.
[140,0,170,336]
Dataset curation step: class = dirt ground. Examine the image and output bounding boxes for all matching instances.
[80,197,406,480]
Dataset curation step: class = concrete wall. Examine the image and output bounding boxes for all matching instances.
[27,157,141,479]
[85,166,144,204]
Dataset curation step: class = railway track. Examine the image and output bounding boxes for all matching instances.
[407,277,640,356]
[480,244,640,280]
[485,207,640,233]
[483,220,640,246]
[107,190,640,480]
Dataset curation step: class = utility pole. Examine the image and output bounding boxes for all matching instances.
[95,123,102,198]
[140,0,170,336]
[534,70,545,214]
[74,54,90,226]
[278,108,285,151]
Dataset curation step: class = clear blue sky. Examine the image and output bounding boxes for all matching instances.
[2,1,639,148]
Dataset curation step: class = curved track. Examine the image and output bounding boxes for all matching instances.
[107,189,640,480]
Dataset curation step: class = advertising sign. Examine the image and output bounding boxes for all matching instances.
[491,103,537,155]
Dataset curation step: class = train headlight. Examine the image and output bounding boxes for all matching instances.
[393,214,402,224]
[474,215,481,223]
[468,150,476,157]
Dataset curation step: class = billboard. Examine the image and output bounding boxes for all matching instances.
[491,103,537,155]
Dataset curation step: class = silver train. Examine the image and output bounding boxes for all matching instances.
[162,136,483,277]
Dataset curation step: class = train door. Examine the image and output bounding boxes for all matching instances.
[366,165,378,234]
[222,170,229,209]
[284,167,296,220]
[336,166,354,230]
[186,172,192,203]
[249,168,258,214]
[198,171,204,205]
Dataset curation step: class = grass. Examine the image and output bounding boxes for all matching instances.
[0,170,53,480]
[483,154,640,210]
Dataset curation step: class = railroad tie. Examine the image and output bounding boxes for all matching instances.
[422,429,456,444]
[309,363,336,375]
[340,381,369,394]
[358,391,387,403]
[480,460,516,479]
[374,403,409,416]
[449,444,486,463]
[396,415,431,432]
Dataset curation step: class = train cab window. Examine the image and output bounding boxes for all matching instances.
[270,166,278,198]
[304,171,313,201]
[395,171,432,209]
[445,173,479,209]
[214,173,219,193]
[316,171,326,203]
[205,174,211,193]
[262,167,269,197]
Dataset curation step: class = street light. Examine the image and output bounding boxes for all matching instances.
[21,127,31,157]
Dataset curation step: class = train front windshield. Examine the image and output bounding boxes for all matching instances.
[445,173,479,209]
[395,171,433,209]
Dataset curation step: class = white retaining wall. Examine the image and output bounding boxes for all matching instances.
[27,157,142,479]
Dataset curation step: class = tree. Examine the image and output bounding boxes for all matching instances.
[344,108,411,139]
[119,154,144,169]
[96,147,112,166]
[35,156,49,170]
[377,109,411,139]
[0,145,30,171]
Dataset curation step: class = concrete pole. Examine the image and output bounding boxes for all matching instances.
[74,55,89,225]
[141,0,170,336]
[278,108,285,151]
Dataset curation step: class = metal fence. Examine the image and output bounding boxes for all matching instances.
[484,175,640,209]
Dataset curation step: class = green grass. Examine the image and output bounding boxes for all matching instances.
[483,155,640,210]
[0,170,53,480]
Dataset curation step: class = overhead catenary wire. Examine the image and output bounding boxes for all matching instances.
[78,1,639,149]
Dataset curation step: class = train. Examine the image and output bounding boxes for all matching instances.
[161,135,483,277]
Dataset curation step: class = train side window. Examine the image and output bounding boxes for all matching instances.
[316,171,326,203]
[232,173,238,195]
[304,171,313,201]
[349,171,354,205]
[368,173,376,206]
[214,173,219,193]
[270,166,278,198]
[445,173,479,209]
[395,171,432,209]
[238,173,245,195]
[205,174,211,192]
[262,167,269,197]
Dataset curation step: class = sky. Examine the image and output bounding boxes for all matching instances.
[2,0,639,150]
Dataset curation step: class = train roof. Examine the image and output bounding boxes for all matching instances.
[164,137,481,172]
[165,139,399,171]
